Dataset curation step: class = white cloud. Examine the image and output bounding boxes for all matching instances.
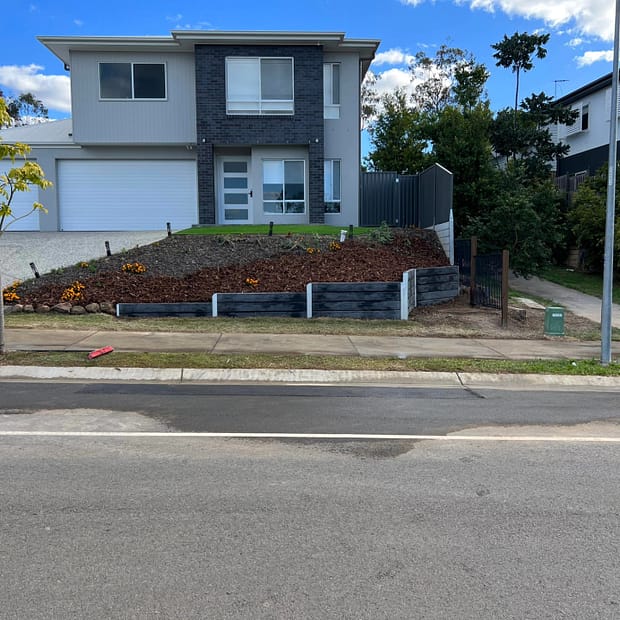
[73,19,84,27]
[0,65,71,114]
[166,14,212,30]
[402,0,615,42]
[372,49,415,67]
[568,38,584,47]
[575,50,614,67]
[375,68,414,95]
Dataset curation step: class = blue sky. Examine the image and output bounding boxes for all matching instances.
[0,0,615,119]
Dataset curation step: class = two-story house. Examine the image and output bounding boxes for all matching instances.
[1,31,379,231]
[554,72,619,190]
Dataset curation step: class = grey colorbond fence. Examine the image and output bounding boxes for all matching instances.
[116,266,459,320]
[360,164,453,230]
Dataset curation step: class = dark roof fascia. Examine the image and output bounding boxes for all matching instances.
[554,72,615,106]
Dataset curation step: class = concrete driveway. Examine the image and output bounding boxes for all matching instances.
[0,231,167,285]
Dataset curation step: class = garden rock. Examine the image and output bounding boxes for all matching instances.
[70,305,87,315]
[100,302,116,315]
[35,304,51,313]
[85,303,100,313]
[52,302,72,314]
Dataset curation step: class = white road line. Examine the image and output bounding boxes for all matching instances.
[0,431,619,443]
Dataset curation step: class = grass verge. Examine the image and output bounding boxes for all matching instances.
[5,310,619,340]
[2,351,620,376]
[542,266,620,305]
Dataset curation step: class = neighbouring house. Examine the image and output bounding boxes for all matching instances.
[0,31,379,231]
[554,72,619,193]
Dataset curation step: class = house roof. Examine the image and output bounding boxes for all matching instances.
[0,119,74,145]
[554,72,615,106]
[39,31,381,75]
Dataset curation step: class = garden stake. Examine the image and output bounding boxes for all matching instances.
[105,241,111,257]
[29,262,40,278]
[167,222,172,237]
[349,224,353,239]
[269,221,274,236]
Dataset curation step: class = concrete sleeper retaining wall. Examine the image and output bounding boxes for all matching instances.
[116,266,459,320]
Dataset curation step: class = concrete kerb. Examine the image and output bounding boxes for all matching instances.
[1,365,620,390]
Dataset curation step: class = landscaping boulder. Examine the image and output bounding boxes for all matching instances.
[85,303,100,313]
[23,304,34,313]
[100,302,116,315]
[35,304,50,314]
[52,302,72,314]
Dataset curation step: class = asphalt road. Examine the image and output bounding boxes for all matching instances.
[1,381,619,619]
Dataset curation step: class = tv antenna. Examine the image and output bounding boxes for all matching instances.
[554,79,569,99]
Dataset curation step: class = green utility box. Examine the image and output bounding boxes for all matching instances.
[544,306,565,336]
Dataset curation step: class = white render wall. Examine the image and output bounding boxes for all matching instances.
[557,86,619,158]
[323,52,361,227]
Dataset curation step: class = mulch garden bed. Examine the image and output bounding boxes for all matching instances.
[6,228,449,308]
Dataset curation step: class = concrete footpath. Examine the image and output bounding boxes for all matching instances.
[5,327,620,361]
[510,274,620,329]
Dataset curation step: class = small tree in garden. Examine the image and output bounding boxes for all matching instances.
[0,97,52,355]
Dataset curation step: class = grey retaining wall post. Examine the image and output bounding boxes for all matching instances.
[212,293,218,317]
[306,283,313,318]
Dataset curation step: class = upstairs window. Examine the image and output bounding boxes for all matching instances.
[567,102,589,135]
[99,63,166,100]
[580,104,589,131]
[323,63,340,119]
[226,57,294,115]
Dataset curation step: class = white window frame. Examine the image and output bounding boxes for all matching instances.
[226,57,294,115]
[262,159,306,215]
[567,102,589,135]
[324,159,341,213]
[98,62,167,101]
[323,63,341,119]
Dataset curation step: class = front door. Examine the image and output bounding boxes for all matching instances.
[217,157,253,224]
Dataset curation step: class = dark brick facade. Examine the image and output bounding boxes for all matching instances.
[195,44,325,224]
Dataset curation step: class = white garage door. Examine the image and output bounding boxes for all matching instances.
[0,160,40,231]
[58,160,198,231]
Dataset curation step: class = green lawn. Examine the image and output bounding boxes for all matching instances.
[3,351,620,376]
[542,266,620,305]
[176,224,374,235]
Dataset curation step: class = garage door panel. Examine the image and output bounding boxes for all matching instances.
[0,161,40,231]
[58,160,198,231]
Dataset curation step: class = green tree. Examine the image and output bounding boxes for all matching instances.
[365,89,431,174]
[569,164,620,272]
[428,103,494,234]
[361,71,380,130]
[465,165,565,277]
[410,44,488,114]
[491,32,550,114]
[1,92,48,127]
[0,97,52,354]
[491,93,578,173]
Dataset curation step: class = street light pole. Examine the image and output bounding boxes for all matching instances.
[602,0,620,365]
